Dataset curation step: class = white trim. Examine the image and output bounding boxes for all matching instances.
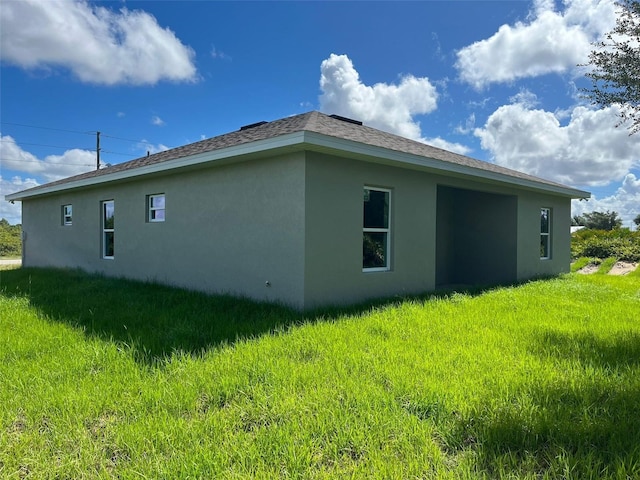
[62,204,72,226]
[5,130,590,202]
[148,193,165,222]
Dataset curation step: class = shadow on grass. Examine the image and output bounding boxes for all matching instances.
[1,267,305,364]
[443,331,640,476]
[1,267,524,365]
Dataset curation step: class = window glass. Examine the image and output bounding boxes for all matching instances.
[540,208,550,259]
[363,232,388,269]
[63,204,72,225]
[103,200,114,258]
[148,194,165,222]
[363,189,389,229]
[363,187,391,271]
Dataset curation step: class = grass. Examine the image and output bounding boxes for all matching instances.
[1,268,640,478]
[595,257,619,275]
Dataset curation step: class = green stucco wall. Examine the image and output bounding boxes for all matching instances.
[19,149,574,310]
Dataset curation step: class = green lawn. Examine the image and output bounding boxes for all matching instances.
[1,268,639,479]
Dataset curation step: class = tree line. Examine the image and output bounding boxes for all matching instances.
[572,210,640,231]
[0,219,22,257]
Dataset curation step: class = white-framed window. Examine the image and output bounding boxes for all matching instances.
[102,200,114,259]
[540,207,551,259]
[363,187,391,271]
[62,204,72,226]
[147,194,165,222]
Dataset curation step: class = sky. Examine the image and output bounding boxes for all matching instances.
[1,0,639,227]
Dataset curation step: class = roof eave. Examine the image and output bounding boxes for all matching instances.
[301,132,591,199]
[5,129,590,202]
[5,131,308,201]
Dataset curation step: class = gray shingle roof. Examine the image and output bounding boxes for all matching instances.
[7,111,588,199]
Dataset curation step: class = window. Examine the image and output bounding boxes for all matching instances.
[62,204,72,226]
[363,187,391,271]
[102,200,114,259]
[148,194,165,222]
[540,207,551,259]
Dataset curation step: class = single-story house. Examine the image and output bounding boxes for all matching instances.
[6,111,590,310]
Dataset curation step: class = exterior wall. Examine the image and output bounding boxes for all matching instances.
[21,153,307,308]
[515,192,572,280]
[302,152,573,308]
[20,148,574,310]
[303,153,437,309]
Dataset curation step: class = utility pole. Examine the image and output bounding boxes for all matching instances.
[96,131,101,170]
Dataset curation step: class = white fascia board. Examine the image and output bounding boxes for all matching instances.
[301,132,590,199]
[5,132,308,201]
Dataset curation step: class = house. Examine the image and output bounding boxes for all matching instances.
[5,111,590,310]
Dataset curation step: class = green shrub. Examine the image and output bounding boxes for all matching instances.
[571,228,640,262]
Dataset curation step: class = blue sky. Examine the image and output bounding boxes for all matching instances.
[1,0,639,227]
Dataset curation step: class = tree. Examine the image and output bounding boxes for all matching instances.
[0,218,22,257]
[634,213,640,227]
[583,0,640,134]
[578,210,623,230]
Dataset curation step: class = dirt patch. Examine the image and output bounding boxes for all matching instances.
[577,264,599,275]
[577,261,638,275]
[608,261,638,276]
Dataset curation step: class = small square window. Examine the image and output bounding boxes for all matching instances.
[148,194,165,222]
[62,205,72,226]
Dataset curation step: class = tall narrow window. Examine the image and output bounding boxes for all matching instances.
[540,207,551,259]
[148,194,165,222]
[102,200,114,259]
[363,187,391,271]
[62,204,72,226]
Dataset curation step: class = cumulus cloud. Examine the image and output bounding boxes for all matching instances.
[151,115,166,126]
[0,134,96,182]
[319,53,470,155]
[0,0,197,85]
[474,102,640,187]
[0,176,40,224]
[456,0,617,89]
[572,173,640,228]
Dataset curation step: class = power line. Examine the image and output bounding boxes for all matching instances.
[102,150,137,157]
[1,121,173,148]
[1,157,95,167]
[0,138,94,151]
[0,121,94,136]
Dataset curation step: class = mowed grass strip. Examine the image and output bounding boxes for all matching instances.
[1,268,639,479]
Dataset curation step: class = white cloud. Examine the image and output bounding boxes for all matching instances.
[0,0,197,85]
[456,0,617,89]
[0,134,96,182]
[136,141,170,155]
[210,46,230,60]
[0,176,40,225]
[319,53,470,155]
[455,113,476,135]
[572,173,640,229]
[474,102,640,187]
[151,115,166,126]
